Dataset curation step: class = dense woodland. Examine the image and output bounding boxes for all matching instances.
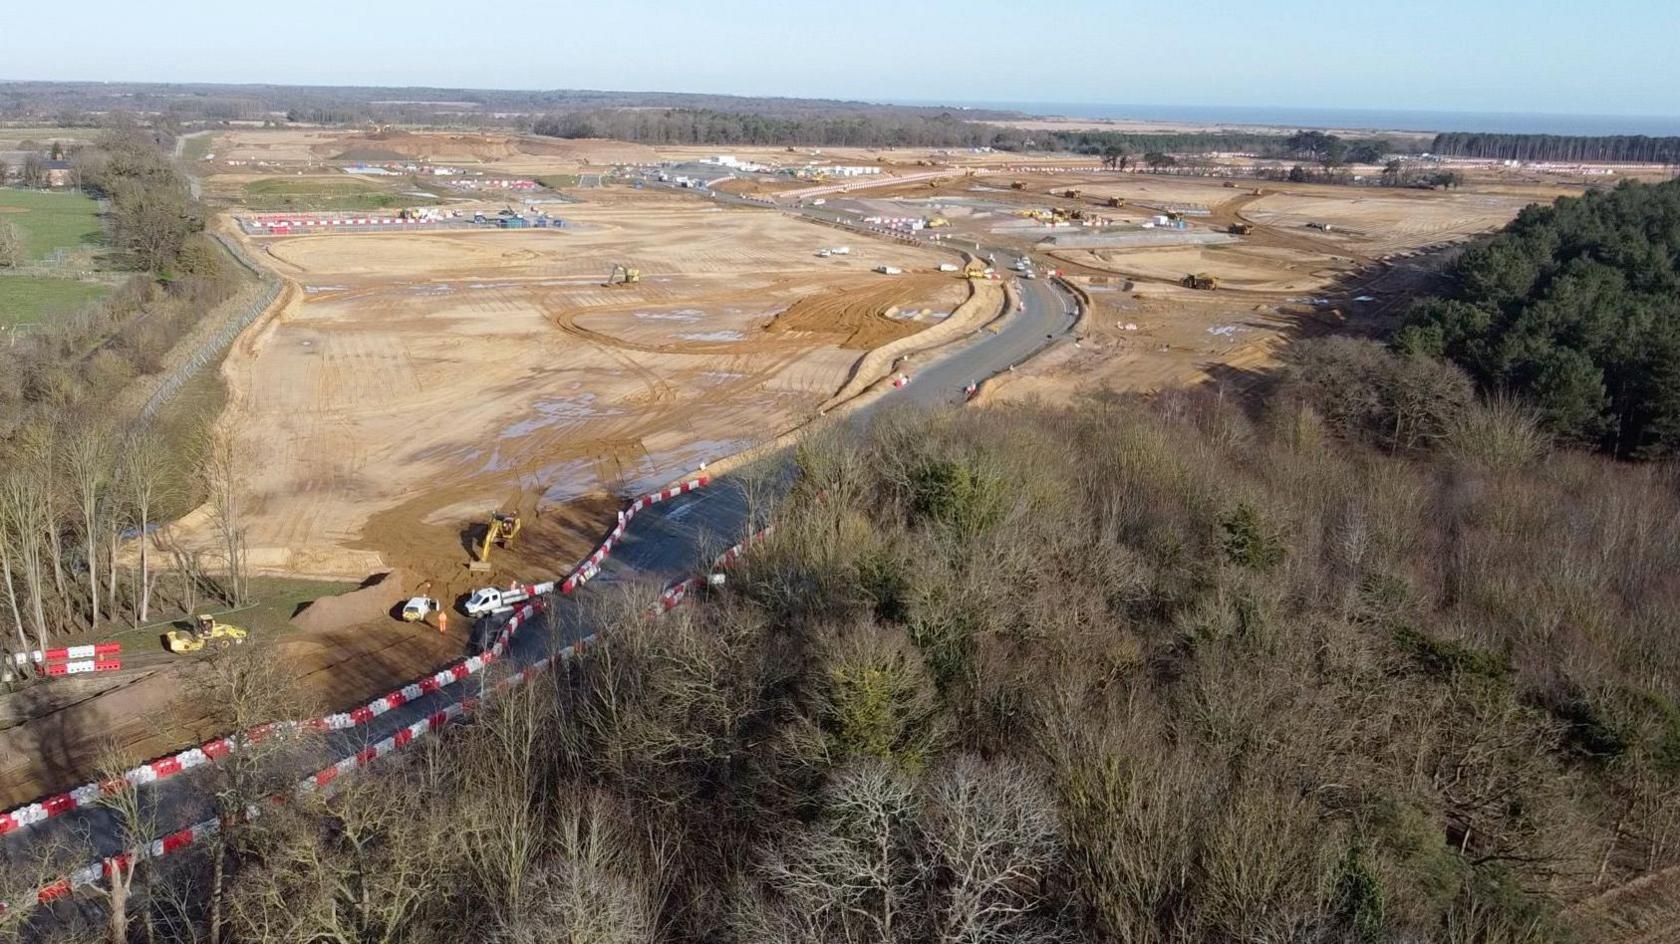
[32,363,1678,943]
[1430,132,1680,164]
[1401,178,1680,457]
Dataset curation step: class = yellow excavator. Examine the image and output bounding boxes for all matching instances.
[165,615,249,654]
[606,264,641,286]
[470,511,522,570]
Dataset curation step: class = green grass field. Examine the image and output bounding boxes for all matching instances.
[179,133,216,163]
[241,176,439,212]
[0,188,103,260]
[536,174,582,189]
[0,275,110,327]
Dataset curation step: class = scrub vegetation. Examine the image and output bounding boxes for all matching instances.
[75,361,1680,943]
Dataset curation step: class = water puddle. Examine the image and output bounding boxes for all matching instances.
[500,393,622,438]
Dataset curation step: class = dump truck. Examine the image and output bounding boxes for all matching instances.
[1228,223,1254,235]
[165,615,248,654]
[1181,273,1220,290]
[1107,197,1125,208]
[1011,181,1027,190]
[463,581,556,618]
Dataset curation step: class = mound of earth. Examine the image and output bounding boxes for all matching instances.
[290,568,415,634]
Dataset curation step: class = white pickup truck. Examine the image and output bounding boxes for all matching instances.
[463,581,556,617]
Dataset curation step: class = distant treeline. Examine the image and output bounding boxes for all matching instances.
[532,108,1008,148]
[0,81,1020,130]
[1430,131,1680,164]
[530,108,1418,156]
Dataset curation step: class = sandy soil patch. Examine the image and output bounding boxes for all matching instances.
[202,191,959,586]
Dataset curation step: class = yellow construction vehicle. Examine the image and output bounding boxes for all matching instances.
[606,264,641,286]
[963,259,992,279]
[1181,273,1220,291]
[472,511,522,567]
[925,216,950,228]
[165,615,248,654]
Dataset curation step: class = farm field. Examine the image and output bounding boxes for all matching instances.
[0,188,110,327]
[0,187,103,259]
[0,275,109,327]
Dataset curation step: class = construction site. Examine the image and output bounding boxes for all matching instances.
[0,126,1581,812]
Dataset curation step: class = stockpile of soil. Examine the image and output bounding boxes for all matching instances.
[290,569,414,634]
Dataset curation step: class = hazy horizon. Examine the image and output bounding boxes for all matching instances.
[1,0,1675,120]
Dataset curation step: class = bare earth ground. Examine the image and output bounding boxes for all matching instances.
[941,171,1579,403]
[213,189,960,586]
[0,183,973,806]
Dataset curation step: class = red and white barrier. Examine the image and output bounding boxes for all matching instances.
[26,516,774,909]
[10,642,121,667]
[0,476,712,840]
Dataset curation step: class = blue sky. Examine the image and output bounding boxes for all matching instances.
[4,0,1677,118]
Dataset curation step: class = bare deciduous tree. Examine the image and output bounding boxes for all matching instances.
[0,468,52,653]
[65,421,113,629]
[118,428,176,624]
[182,646,319,944]
[197,429,246,606]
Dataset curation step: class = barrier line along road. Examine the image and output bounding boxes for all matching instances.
[0,477,708,840]
[23,520,769,909]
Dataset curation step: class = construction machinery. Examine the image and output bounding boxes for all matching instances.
[1181,273,1220,291]
[925,216,950,228]
[470,511,522,570]
[1010,181,1027,190]
[1107,196,1126,208]
[165,615,248,654]
[1063,188,1082,198]
[1228,223,1254,235]
[606,264,641,286]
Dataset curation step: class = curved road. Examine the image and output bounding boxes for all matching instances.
[0,175,1080,884]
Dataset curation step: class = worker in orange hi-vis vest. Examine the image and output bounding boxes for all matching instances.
[438,611,447,636]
